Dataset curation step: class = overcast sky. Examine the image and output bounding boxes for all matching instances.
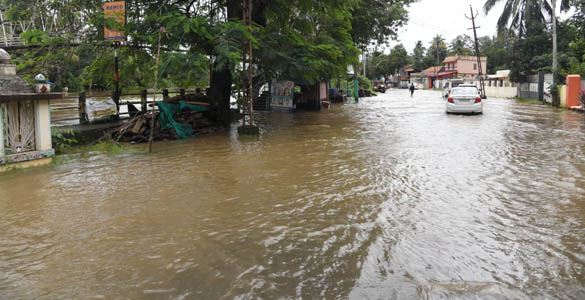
[392,0,570,54]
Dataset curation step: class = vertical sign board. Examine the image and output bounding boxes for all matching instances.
[104,1,125,42]
[270,81,294,112]
[319,82,327,100]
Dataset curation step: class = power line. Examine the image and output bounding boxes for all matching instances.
[408,18,461,36]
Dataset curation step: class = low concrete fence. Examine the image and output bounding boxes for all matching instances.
[485,86,517,98]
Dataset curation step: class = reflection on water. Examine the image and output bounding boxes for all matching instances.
[2,90,585,299]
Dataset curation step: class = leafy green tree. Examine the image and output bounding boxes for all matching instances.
[509,21,552,82]
[423,35,448,69]
[368,52,390,80]
[564,1,585,76]
[478,34,514,74]
[449,35,474,56]
[350,0,415,50]
[388,44,410,74]
[412,40,426,71]
[368,44,410,80]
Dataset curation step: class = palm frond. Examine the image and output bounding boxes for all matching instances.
[483,0,502,14]
[496,0,515,34]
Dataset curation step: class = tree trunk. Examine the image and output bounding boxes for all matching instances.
[209,67,232,126]
[208,0,240,127]
[208,0,268,127]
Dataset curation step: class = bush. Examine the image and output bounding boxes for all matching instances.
[358,74,373,91]
[550,85,560,107]
[51,128,77,153]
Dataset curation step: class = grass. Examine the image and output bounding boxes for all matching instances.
[48,137,145,168]
[56,135,144,156]
[515,97,543,104]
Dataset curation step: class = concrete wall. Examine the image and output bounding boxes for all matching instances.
[485,86,517,98]
[0,64,16,76]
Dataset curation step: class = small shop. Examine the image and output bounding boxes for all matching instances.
[271,80,329,111]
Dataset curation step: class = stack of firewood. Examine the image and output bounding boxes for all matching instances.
[113,113,175,143]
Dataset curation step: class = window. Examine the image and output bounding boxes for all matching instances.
[451,87,478,95]
[473,63,477,70]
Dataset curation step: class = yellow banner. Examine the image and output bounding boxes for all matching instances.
[104,1,125,42]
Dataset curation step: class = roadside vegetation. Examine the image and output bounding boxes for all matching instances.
[3,0,416,126]
[515,98,544,104]
[51,127,139,155]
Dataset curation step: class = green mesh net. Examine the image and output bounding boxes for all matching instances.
[156,101,209,139]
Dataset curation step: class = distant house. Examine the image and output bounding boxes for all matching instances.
[485,70,517,98]
[399,65,415,85]
[410,72,425,89]
[442,55,487,79]
[487,70,512,87]
[421,66,454,89]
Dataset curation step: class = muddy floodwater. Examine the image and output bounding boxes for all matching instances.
[2,90,585,299]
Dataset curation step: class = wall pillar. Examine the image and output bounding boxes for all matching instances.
[36,99,52,151]
[567,75,582,108]
[0,104,4,159]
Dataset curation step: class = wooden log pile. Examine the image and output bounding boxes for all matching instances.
[113,108,219,143]
[113,113,174,143]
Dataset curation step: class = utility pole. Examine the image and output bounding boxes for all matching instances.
[241,0,247,125]
[363,52,367,78]
[435,40,440,89]
[148,26,165,153]
[113,41,120,114]
[466,5,487,99]
[237,0,259,135]
[354,65,359,102]
[240,0,254,127]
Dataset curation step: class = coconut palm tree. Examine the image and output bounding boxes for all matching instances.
[484,0,572,87]
[483,0,572,35]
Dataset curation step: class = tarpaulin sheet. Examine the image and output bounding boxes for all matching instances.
[156,101,208,139]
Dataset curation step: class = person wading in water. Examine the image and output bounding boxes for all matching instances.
[409,83,415,97]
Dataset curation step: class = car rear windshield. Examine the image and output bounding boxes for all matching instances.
[451,88,478,95]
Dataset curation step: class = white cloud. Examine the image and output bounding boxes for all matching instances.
[388,0,572,54]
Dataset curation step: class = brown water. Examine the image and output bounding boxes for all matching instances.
[2,90,585,299]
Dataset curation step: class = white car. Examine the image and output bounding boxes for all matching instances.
[446,86,483,114]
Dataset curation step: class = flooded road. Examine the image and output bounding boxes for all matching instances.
[2,89,585,299]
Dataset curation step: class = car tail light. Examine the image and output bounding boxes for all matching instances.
[475,97,481,103]
[448,97,454,103]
